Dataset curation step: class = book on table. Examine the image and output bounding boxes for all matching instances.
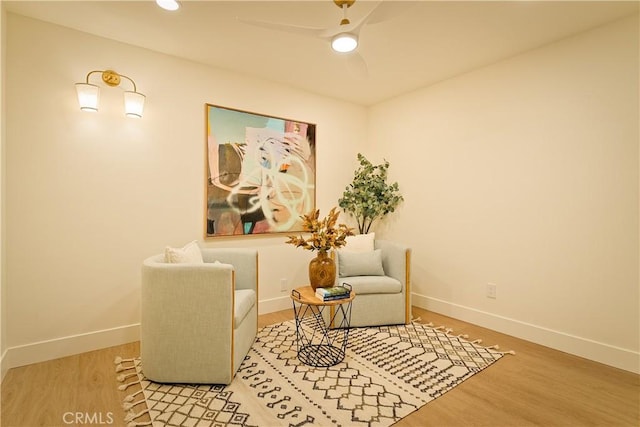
[315,285,351,301]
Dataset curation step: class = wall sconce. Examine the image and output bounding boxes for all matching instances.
[75,69,145,118]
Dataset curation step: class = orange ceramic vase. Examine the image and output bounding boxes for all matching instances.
[309,250,336,290]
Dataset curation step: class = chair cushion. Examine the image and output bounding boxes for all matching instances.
[337,275,401,295]
[338,249,385,277]
[234,289,256,326]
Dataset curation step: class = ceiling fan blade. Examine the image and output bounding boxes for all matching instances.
[350,0,384,33]
[237,17,327,39]
[365,0,414,26]
[344,52,369,79]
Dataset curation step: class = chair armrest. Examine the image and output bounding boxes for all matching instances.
[375,240,411,290]
[141,259,235,328]
[201,248,258,292]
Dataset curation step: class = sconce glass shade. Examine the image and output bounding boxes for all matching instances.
[331,33,358,53]
[124,91,146,118]
[75,83,100,112]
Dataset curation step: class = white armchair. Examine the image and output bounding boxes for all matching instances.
[141,248,258,384]
[333,240,411,327]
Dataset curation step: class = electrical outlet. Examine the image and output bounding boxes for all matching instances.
[487,283,497,299]
[280,278,288,292]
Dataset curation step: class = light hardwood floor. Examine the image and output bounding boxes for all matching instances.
[2,307,638,426]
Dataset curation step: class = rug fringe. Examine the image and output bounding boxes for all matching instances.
[117,372,138,382]
[413,319,516,355]
[116,357,151,426]
[480,343,515,355]
[115,357,138,373]
[124,389,144,403]
[123,398,146,411]
[118,379,141,391]
[125,408,149,422]
[116,363,137,373]
[125,408,151,426]
[115,356,136,365]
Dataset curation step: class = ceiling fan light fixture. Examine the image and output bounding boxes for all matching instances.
[331,33,358,53]
[156,0,180,11]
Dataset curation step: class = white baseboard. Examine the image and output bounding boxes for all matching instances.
[259,294,292,315]
[413,293,640,374]
[4,324,140,371]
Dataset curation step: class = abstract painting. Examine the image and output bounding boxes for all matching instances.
[205,104,316,237]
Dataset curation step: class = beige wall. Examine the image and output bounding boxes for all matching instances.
[369,15,639,372]
[3,12,639,374]
[4,14,366,367]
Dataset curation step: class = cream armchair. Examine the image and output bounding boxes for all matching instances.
[333,240,411,327]
[141,248,258,384]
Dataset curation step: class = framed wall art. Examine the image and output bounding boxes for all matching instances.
[205,104,316,237]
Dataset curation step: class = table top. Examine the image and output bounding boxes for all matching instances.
[291,285,356,306]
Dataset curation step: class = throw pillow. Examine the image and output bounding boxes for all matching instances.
[342,232,375,253]
[212,260,234,269]
[338,249,385,277]
[164,241,204,264]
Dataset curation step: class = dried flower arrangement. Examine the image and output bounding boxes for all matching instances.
[285,207,354,252]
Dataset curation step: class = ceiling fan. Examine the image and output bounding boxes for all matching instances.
[238,0,395,78]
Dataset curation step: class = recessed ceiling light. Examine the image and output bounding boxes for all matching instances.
[156,0,180,12]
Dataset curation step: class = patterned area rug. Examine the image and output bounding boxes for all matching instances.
[117,320,508,427]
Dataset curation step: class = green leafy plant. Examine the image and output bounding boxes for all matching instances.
[338,153,404,234]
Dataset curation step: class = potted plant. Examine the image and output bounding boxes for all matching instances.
[339,153,404,234]
[286,207,354,289]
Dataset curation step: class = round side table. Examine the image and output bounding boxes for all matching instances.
[290,285,356,367]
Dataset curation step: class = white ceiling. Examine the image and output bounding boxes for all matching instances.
[5,0,639,106]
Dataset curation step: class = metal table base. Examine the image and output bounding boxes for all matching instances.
[291,287,354,367]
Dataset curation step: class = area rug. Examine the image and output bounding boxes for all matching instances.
[116,320,510,427]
